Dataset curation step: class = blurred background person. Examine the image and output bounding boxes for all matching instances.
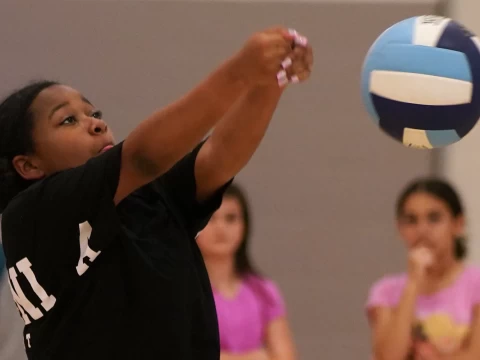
[366,178,480,360]
[196,183,297,360]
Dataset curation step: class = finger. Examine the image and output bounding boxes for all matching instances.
[276,69,289,87]
[287,60,304,77]
[292,45,306,58]
[293,70,311,83]
[287,67,310,83]
[264,36,294,58]
[291,46,310,69]
[287,51,310,73]
[281,46,304,71]
[281,57,293,70]
[266,32,296,49]
[293,45,313,69]
[288,28,309,48]
[294,34,308,47]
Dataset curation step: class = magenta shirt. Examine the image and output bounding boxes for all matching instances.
[213,276,286,353]
[366,265,480,354]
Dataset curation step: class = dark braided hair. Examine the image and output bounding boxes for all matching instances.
[396,177,467,260]
[0,80,59,213]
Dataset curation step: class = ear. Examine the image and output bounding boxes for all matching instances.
[11,155,45,181]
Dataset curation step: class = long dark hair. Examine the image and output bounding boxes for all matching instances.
[0,80,59,213]
[224,183,261,276]
[225,183,277,310]
[395,177,467,260]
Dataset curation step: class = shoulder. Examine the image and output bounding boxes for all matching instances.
[245,275,287,321]
[366,272,407,309]
[263,278,284,298]
[458,264,480,290]
[370,272,407,291]
[244,275,286,307]
[452,264,480,308]
[1,186,37,234]
[462,264,480,279]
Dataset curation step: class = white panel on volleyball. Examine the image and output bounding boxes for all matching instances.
[403,128,433,149]
[413,16,451,47]
[369,71,473,105]
[472,36,480,52]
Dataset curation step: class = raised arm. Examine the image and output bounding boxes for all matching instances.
[194,38,313,201]
[114,27,297,204]
[369,281,419,360]
[368,248,432,360]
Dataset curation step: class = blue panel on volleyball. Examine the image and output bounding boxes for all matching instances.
[361,16,416,126]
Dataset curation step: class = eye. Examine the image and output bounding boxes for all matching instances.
[428,212,442,223]
[401,214,417,225]
[60,116,77,125]
[91,110,103,119]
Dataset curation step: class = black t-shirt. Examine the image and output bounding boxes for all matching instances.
[1,141,231,360]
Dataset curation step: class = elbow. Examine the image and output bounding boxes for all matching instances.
[129,150,177,180]
[131,151,163,178]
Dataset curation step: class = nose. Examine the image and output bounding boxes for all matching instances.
[213,221,227,235]
[89,117,108,135]
[415,221,430,243]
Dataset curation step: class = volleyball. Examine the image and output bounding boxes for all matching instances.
[361,15,480,149]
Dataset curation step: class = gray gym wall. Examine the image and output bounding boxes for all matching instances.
[0,1,439,359]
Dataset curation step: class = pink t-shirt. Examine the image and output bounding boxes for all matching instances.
[213,275,286,353]
[366,265,480,354]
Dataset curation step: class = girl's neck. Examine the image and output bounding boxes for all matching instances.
[205,257,242,298]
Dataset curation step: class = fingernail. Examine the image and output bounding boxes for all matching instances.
[281,57,292,69]
[278,77,289,87]
[288,28,298,37]
[277,70,288,87]
[294,35,308,47]
[290,75,300,84]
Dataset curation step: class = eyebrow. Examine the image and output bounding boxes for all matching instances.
[48,96,93,120]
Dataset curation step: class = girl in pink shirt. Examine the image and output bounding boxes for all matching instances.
[366,177,480,360]
[196,183,297,360]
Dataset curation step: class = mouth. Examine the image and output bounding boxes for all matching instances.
[99,144,114,153]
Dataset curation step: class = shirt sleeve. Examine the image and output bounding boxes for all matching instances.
[1,142,123,256]
[6,142,122,223]
[155,139,233,237]
[365,276,397,310]
[469,267,480,306]
[263,279,287,323]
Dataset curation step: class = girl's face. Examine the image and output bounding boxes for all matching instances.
[397,192,464,261]
[197,196,245,260]
[12,85,115,180]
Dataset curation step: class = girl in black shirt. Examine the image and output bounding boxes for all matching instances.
[0,27,312,360]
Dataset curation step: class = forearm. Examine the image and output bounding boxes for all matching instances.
[377,280,419,360]
[123,55,246,178]
[195,85,284,200]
